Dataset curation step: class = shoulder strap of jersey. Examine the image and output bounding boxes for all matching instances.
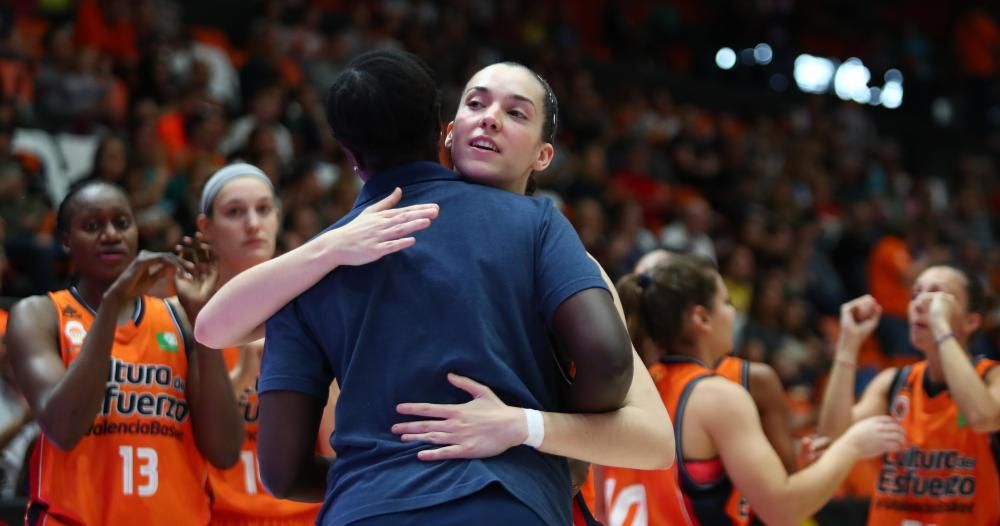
[740,359,750,390]
[162,298,193,358]
[887,365,911,408]
[574,491,603,526]
[972,354,1000,376]
[675,373,719,492]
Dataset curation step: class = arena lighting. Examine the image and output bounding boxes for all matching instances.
[715,47,737,70]
[932,97,953,125]
[868,86,882,106]
[881,80,903,109]
[793,54,835,94]
[834,58,872,103]
[753,43,773,65]
[884,68,903,83]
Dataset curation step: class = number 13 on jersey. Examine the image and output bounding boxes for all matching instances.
[119,446,158,496]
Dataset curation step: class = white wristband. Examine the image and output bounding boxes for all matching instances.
[522,408,545,448]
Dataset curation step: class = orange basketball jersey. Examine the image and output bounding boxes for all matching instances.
[869,357,1000,526]
[28,289,210,526]
[207,347,320,526]
[602,356,749,526]
[714,355,749,390]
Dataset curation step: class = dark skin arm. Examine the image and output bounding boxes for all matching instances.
[7,252,178,450]
[173,238,244,469]
[257,288,631,500]
[748,362,797,473]
[175,306,244,469]
[551,289,634,413]
[258,390,330,501]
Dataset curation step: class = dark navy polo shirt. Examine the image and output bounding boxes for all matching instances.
[259,162,608,525]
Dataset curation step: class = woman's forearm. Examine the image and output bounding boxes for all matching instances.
[539,350,673,469]
[196,233,342,348]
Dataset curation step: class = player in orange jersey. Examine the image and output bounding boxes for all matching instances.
[191,162,372,525]
[193,163,325,526]
[714,356,796,472]
[599,254,903,526]
[818,265,1000,525]
[638,249,797,473]
[6,180,243,525]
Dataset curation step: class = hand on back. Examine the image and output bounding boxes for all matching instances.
[327,188,439,267]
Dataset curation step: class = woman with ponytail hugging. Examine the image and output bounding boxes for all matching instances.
[198,51,672,525]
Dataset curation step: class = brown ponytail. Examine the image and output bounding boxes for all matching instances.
[616,273,649,351]
[616,254,720,352]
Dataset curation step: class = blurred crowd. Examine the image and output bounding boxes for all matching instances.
[0,0,998,502]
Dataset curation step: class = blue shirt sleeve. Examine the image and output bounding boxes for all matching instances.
[535,199,609,321]
[259,298,334,400]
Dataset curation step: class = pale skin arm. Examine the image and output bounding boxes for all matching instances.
[317,381,339,457]
[392,258,674,470]
[924,292,1000,433]
[817,294,893,439]
[194,188,440,348]
[702,378,904,526]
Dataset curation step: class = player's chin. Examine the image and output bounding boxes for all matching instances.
[457,159,505,182]
[908,331,933,353]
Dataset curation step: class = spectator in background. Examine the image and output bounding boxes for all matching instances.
[723,244,755,337]
[221,84,293,167]
[868,224,930,360]
[73,0,137,66]
[659,196,715,261]
[170,29,241,111]
[0,5,35,121]
[955,8,1000,132]
[35,24,105,132]
[0,251,37,501]
[86,134,129,186]
[0,117,54,296]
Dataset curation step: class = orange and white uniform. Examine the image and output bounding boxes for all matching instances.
[28,289,210,526]
[869,358,1000,526]
[602,356,748,526]
[207,347,320,526]
[714,355,749,390]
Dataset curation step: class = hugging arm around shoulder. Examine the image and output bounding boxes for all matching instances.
[551,288,634,413]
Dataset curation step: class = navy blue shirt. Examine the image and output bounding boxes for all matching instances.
[260,162,608,525]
